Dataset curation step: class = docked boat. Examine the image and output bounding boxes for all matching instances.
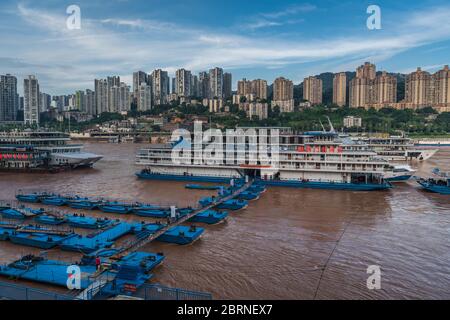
[156,225,204,245]
[185,184,223,190]
[384,165,416,182]
[98,202,133,214]
[15,193,42,203]
[1,206,44,219]
[41,195,67,206]
[0,223,17,241]
[0,130,102,170]
[136,125,394,191]
[188,210,228,224]
[133,207,170,218]
[65,214,112,229]
[199,197,248,210]
[9,226,76,249]
[68,199,102,210]
[351,134,438,162]
[417,168,450,195]
[34,214,66,225]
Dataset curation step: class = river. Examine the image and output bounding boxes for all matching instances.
[0,142,449,299]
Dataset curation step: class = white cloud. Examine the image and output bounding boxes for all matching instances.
[4,3,450,94]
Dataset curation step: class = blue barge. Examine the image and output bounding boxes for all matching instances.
[0,255,98,290]
[188,210,228,224]
[157,225,204,245]
[68,200,102,210]
[34,214,66,225]
[41,196,67,206]
[185,184,223,190]
[65,214,112,229]
[98,202,133,214]
[199,197,248,210]
[9,226,76,249]
[0,223,17,241]
[1,207,44,219]
[133,205,170,218]
[60,222,134,253]
[137,172,392,191]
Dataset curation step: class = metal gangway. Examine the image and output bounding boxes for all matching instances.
[112,178,255,258]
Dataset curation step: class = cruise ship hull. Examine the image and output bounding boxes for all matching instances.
[136,172,392,191]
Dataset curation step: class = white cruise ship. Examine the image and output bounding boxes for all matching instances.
[136,126,395,191]
[352,135,437,162]
[0,130,103,168]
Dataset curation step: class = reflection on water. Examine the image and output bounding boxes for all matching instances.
[0,143,449,299]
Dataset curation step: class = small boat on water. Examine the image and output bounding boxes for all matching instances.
[68,199,102,210]
[188,210,228,224]
[0,223,17,241]
[98,202,133,214]
[417,168,450,195]
[156,225,204,245]
[185,184,223,190]
[41,195,67,206]
[34,214,66,225]
[16,193,42,203]
[65,214,112,229]
[384,165,416,182]
[9,226,76,249]
[1,207,44,219]
[199,197,248,210]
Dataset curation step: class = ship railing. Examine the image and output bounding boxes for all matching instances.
[0,281,79,300]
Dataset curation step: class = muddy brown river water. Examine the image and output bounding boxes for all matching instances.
[0,142,449,299]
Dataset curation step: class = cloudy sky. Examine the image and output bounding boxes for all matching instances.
[1,0,450,95]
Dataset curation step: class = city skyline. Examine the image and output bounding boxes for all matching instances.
[1,0,450,95]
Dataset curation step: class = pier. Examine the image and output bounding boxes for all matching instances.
[111,178,254,258]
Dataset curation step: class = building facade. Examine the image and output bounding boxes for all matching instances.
[209,67,224,99]
[23,75,40,124]
[0,74,19,122]
[303,76,323,105]
[272,77,294,112]
[332,72,346,106]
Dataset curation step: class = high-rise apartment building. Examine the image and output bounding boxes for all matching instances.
[223,72,232,99]
[252,79,268,100]
[75,90,85,112]
[175,68,192,98]
[94,79,108,115]
[23,75,40,124]
[199,72,210,99]
[272,77,294,112]
[303,76,323,105]
[138,83,152,112]
[332,72,346,106]
[237,78,267,100]
[0,74,19,121]
[433,65,450,106]
[151,69,170,105]
[133,71,148,95]
[349,62,396,108]
[373,71,397,104]
[209,67,223,99]
[84,89,95,115]
[405,67,433,107]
